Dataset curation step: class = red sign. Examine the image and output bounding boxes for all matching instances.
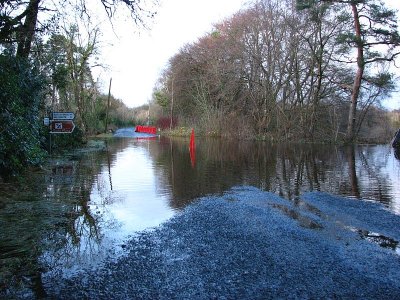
[50,120,75,133]
[135,125,157,134]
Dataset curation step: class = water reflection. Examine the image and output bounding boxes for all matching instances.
[90,139,175,236]
[1,137,400,297]
[153,139,400,213]
[269,203,323,230]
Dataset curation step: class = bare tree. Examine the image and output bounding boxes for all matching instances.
[0,0,158,58]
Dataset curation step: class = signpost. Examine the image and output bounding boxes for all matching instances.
[52,112,75,120]
[44,111,76,154]
[50,120,75,133]
[48,111,76,134]
[43,117,50,126]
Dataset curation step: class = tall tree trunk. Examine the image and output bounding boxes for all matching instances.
[16,0,40,58]
[346,3,364,143]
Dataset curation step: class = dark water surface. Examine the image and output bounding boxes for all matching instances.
[1,131,400,297]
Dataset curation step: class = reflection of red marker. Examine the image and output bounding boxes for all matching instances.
[189,128,196,168]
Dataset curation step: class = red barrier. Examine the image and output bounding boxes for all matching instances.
[135,125,157,134]
[189,128,195,168]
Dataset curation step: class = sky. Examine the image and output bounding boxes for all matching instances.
[95,0,400,110]
[96,0,246,108]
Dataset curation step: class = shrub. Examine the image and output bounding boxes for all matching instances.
[0,55,46,178]
[156,116,178,129]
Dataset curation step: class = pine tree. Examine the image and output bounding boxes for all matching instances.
[298,0,400,142]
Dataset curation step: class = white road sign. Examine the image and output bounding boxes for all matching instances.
[52,112,75,120]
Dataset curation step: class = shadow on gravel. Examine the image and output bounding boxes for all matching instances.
[269,203,323,230]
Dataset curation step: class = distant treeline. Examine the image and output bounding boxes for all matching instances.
[152,0,400,143]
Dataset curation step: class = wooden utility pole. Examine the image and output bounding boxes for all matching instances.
[104,78,112,133]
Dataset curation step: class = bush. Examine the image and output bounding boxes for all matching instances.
[0,55,46,178]
[156,116,178,129]
[45,125,85,153]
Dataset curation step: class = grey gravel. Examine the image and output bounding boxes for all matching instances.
[45,186,400,299]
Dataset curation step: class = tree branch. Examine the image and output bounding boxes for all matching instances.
[365,51,400,64]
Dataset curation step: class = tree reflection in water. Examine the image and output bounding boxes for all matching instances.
[151,138,399,214]
[99,139,399,235]
[42,151,121,280]
[1,138,400,298]
[0,146,121,297]
[347,146,361,198]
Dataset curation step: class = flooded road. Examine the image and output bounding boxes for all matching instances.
[1,129,400,297]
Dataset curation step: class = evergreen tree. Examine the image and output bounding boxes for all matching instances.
[298,0,400,142]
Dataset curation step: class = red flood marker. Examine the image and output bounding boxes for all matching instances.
[189,128,196,168]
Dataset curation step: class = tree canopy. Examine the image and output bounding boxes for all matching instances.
[153,0,399,142]
[0,0,155,177]
[0,0,158,58]
[296,0,400,141]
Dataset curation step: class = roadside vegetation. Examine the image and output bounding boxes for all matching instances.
[1,0,400,179]
[0,0,157,179]
[151,0,400,142]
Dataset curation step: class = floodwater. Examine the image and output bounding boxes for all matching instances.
[1,129,400,297]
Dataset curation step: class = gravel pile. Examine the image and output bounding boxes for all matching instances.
[45,186,400,299]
